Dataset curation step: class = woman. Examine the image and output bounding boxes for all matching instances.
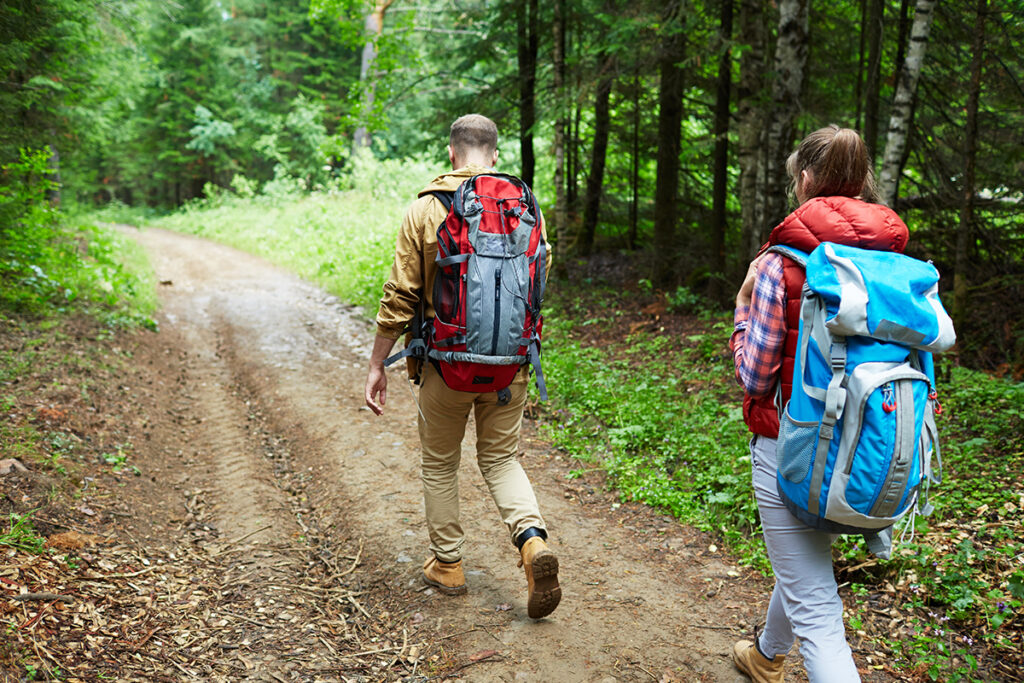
[730,125,909,682]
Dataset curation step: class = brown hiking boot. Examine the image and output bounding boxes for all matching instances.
[422,556,467,595]
[518,537,561,619]
[732,640,785,683]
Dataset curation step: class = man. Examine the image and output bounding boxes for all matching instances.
[364,114,560,619]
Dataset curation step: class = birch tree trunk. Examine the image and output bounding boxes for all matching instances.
[736,0,769,262]
[762,0,809,230]
[353,0,393,150]
[953,0,987,331]
[879,0,936,207]
[516,0,539,187]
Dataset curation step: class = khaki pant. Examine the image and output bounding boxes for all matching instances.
[418,363,546,563]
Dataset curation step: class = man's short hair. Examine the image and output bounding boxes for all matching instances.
[449,114,498,159]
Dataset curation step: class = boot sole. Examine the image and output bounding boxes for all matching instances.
[423,575,467,595]
[527,550,561,619]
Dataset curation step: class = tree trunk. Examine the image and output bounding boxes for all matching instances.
[629,72,640,249]
[353,0,393,149]
[892,0,912,96]
[762,0,809,230]
[516,0,539,187]
[711,0,734,283]
[552,0,568,261]
[953,0,987,331]
[46,140,61,206]
[736,0,769,263]
[652,2,686,286]
[863,0,885,162]
[580,55,614,256]
[568,104,581,219]
[855,0,867,130]
[879,0,936,207]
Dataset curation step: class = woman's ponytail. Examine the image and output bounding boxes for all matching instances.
[786,125,878,203]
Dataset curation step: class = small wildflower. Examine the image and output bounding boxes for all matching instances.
[998,601,1007,613]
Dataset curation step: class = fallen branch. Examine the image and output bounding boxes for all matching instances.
[10,592,74,604]
[691,624,735,631]
[449,650,502,672]
[84,565,160,580]
[348,594,372,620]
[210,524,274,556]
[220,610,279,629]
[340,641,426,658]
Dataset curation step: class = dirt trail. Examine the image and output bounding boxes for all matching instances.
[128,225,776,682]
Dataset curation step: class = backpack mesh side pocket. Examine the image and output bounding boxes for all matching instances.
[777,406,819,484]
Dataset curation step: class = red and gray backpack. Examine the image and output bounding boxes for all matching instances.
[386,173,548,399]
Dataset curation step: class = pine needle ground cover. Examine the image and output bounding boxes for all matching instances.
[153,156,1024,681]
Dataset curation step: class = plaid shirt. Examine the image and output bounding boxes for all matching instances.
[730,253,786,398]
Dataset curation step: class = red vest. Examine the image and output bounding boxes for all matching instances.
[743,196,909,438]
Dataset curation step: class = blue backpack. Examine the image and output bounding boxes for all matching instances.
[768,242,956,558]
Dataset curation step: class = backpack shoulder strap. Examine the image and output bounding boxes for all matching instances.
[427,190,455,213]
[764,244,809,268]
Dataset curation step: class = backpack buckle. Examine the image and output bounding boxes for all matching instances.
[830,339,847,371]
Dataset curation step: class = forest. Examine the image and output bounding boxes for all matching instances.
[2,0,1022,370]
[2,0,1024,681]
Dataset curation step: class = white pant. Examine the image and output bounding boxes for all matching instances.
[750,435,861,682]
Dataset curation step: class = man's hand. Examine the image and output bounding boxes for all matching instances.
[365,334,399,416]
[736,254,766,308]
[365,362,387,415]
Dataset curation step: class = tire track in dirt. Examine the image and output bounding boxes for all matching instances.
[131,226,763,682]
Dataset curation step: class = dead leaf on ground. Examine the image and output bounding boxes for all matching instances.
[46,531,104,550]
[469,649,499,662]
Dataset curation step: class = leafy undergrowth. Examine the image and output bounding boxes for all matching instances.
[2,150,157,329]
[539,277,762,567]
[539,265,1024,682]
[152,152,445,316]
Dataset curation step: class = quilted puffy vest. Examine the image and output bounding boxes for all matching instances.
[743,196,910,438]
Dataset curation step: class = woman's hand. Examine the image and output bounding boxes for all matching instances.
[735,254,766,308]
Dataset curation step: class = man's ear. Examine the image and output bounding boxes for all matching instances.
[447,145,457,168]
[491,149,499,167]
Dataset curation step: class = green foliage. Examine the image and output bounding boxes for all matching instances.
[155,153,444,315]
[539,306,768,567]
[0,0,103,163]
[101,444,140,476]
[0,148,157,324]
[666,285,713,316]
[0,510,46,554]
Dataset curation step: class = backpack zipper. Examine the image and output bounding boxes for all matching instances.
[492,268,502,355]
[871,379,917,517]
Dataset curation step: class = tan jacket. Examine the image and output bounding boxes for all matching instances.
[376,164,551,339]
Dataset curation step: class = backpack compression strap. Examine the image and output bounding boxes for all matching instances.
[766,245,847,517]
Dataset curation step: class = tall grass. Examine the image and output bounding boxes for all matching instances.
[155,152,446,314]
